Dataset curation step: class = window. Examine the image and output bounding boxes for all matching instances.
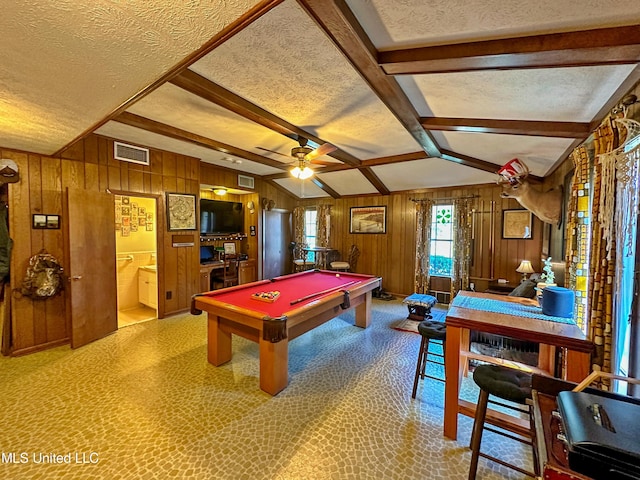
[304,209,317,260]
[615,133,640,392]
[429,204,454,276]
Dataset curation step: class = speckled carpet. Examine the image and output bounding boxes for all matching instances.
[0,298,532,479]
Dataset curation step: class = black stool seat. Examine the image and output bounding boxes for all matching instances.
[468,364,534,480]
[411,320,446,399]
[417,320,446,340]
[472,364,531,404]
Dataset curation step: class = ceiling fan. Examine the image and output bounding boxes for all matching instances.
[288,137,337,179]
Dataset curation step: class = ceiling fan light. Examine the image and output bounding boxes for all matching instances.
[212,187,227,195]
[291,165,313,179]
[300,166,313,179]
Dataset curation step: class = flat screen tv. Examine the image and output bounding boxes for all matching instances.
[200,199,244,235]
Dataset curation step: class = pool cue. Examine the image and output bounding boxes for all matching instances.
[290,280,359,305]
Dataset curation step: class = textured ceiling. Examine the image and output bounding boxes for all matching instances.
[2,0,640,199]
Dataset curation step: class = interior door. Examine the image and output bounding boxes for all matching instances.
[66,188,117,348]
[262,209,291,279]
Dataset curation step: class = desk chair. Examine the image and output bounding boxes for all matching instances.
[211,255,239,289]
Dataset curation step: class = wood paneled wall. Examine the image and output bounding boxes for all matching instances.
[299,183,544,296]
[5,134,203,353]
[3,135,299,355]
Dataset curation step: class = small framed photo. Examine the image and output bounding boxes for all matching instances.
[223,242,236,255]
[46,215,60,229]
[350,206,386,234]
[502,209,533,239]
[32,214,47,229]
[166,192,196,231]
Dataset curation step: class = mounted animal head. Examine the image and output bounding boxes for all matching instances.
[499,179,562,225]
[0,159,19,185]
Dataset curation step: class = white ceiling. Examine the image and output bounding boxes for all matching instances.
[2,0,640,199]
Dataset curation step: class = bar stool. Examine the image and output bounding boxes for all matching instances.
[411,320,446,399]
[468,364,535,480]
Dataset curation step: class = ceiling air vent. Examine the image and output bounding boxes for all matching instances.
[114,141,149,166]
[238,174,255,189]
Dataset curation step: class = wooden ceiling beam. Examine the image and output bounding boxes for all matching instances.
[359,167,390,195]
[113,112,288,170]
[170,70,362,167]
[379,25,640,75]
[297,0,441,159]
[311,177,341,198]
[420,117,591,138]
[440,148,544,182]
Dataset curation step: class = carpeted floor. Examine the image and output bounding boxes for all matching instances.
[0,298,532,479]
[391,305,448,333]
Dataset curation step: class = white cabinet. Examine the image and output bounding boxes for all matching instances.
[138,268,157,309]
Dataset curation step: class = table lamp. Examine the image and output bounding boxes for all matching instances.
[516,260,534,282]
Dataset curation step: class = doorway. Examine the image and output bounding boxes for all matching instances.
[262,209,291,279]
[114,194,158,328]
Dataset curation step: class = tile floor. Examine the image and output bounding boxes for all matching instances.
[118,305,157,329]
[0,299,533,479]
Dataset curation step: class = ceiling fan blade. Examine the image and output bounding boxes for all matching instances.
[305,143,337,161]
[255,146,290,159]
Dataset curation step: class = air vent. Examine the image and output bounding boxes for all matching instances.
[238,174,255,189]
[114,141,149,166]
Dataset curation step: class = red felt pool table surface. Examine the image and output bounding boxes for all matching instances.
[192,269,381,395]
[200,270,371,317]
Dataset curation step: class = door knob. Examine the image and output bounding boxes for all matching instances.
[70,275,83,281]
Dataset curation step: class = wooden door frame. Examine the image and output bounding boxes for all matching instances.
[109,190,164,318]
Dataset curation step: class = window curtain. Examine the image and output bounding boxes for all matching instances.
[414,200,433,294]
[293,206,306,259]
[587,116,621,386]
[316,205,331,248]
[450,198,472,298]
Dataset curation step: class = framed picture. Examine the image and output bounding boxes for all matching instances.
[33,214,60,229]
[350,206,386,234]
[166,193,196,231]
[223,242,236,255]
[502,209,533,239]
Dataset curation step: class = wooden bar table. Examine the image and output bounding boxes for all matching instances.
[443,291,593,440]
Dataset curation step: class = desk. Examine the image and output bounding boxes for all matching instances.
[200,259,256,291]
[192,269,381,395]
[302,246,335,269]
[444,291,593,440]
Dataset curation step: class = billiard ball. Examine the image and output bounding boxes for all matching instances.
[336,273,340,277]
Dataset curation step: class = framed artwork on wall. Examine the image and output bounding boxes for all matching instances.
[502,209,533,239]
[350,206,386,234]
[166,193,196,231]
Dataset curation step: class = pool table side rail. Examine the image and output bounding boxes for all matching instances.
[194,275,381,343]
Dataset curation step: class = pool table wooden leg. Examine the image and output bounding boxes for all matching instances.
[354,291,372,328]
[259,337,289,395]
[208,313,232,366]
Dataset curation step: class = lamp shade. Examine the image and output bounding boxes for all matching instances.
[516,260,534,274]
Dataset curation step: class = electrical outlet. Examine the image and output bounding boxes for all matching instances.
[166,291,172,300]
[470,282,475,291]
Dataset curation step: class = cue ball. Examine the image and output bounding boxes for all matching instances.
[336,273,340,277]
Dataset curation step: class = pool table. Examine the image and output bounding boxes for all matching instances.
[191,269,381,395]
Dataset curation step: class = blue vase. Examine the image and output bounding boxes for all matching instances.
[541,286,575,318]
